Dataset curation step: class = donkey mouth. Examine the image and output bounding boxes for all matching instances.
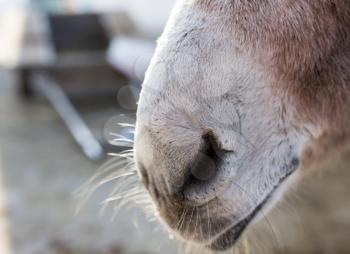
[208,167,298,251]
[208,197,268,251]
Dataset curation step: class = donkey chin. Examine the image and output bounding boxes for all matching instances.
[134,0,350,252]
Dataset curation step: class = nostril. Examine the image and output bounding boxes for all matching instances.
[189,151,217,182]
[189,132,222,181]
[179,132,225,201]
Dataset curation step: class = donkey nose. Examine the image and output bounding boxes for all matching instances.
[174,132,225,205]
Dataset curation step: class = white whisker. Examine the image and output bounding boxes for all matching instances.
[76,124,156,226]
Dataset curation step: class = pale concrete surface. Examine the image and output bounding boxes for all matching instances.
[0,69,177,254]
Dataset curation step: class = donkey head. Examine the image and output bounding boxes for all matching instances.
[134,0,350,251]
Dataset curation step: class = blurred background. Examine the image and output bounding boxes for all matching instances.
[0,1,350,254]
[0,0,178,253]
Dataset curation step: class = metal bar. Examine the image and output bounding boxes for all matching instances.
[33,73,104,161]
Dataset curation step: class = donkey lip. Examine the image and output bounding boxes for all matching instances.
[207,200,265,251]
[208,169,297,251]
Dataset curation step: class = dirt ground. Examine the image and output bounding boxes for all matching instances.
[0,68,350,254]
